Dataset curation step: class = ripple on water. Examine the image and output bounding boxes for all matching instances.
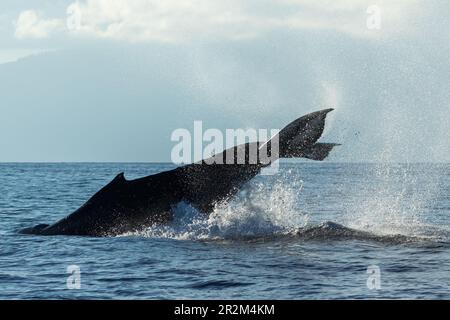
[1,163,450,299]
[189,280,254,290]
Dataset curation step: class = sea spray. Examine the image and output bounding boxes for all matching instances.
[128,170,309,240]
[343,163,443,239]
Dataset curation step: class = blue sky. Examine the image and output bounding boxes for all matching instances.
[0,0,449,162]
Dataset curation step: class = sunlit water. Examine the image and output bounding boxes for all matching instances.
[0,163,449,299]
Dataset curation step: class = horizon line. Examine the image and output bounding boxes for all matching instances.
[0,161,449,164]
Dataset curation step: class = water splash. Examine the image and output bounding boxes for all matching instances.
[125,174,309,240]
[121,164,448,243]
[343,163,447,240]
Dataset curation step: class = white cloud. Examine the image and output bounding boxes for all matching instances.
[65,0,254,42]
[14,10,63,39]
[15,0,421,42]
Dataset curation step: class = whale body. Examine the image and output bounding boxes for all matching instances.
[20,109,338,236]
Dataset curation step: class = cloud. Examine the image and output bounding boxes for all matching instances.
[65,0,256,42]
[14,0,420,43]
[14,10,63,39]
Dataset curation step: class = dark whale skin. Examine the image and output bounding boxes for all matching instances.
[20,109,338,236]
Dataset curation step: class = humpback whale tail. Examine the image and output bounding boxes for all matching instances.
[266,108,339,162]
[213,108,339,165]
[19,108,339,237]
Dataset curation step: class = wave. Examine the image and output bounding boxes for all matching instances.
[289,221,424,244]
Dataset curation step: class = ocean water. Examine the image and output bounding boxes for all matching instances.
[0,162,449,299]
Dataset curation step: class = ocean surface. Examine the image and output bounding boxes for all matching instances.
[0,162,449,299]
